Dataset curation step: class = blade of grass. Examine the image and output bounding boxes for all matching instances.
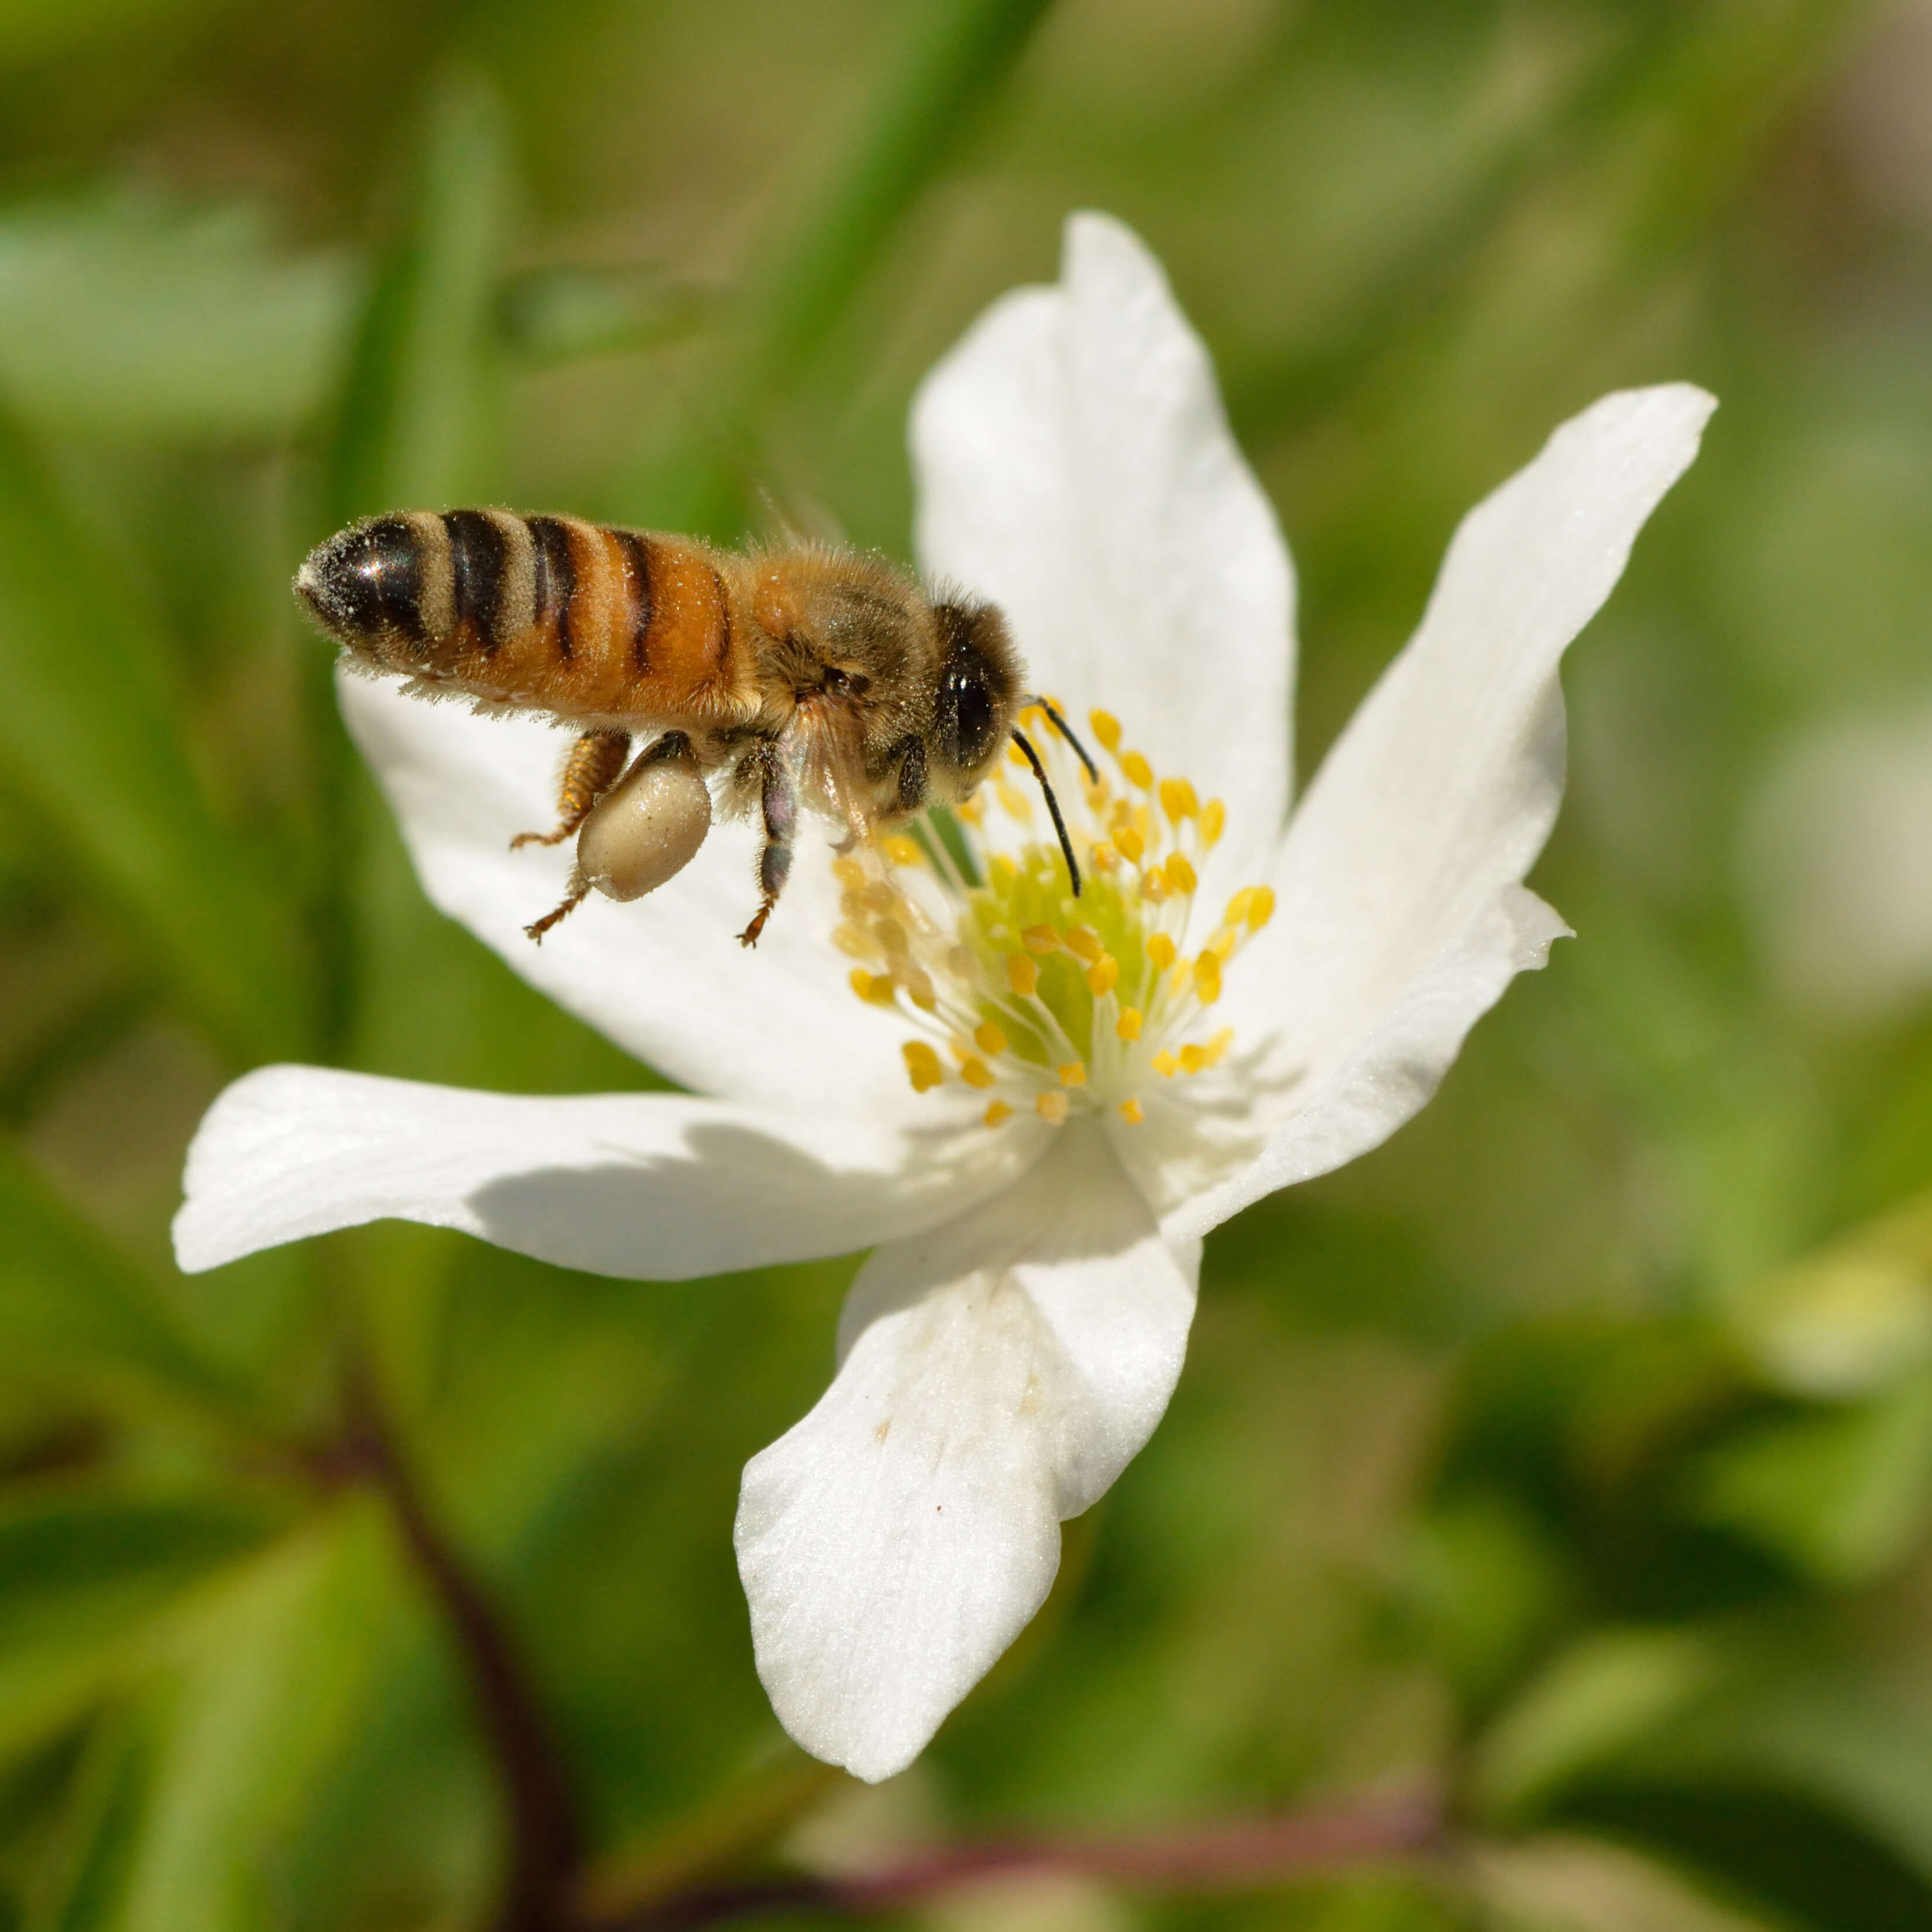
[615,0,1056,539]
[0,403,308,1065]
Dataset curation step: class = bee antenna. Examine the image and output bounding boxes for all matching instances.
[1011,727,1082,898]
[1023,694,1099,785]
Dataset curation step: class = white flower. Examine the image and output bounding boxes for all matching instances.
[173,215,1713,1783]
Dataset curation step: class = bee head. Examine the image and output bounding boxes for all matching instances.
[930,600,1021,795]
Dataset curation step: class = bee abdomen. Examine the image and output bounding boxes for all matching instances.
[298,511,747,718]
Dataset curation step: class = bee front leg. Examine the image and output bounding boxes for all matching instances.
[511,729,630,849]
[738,745,797,948]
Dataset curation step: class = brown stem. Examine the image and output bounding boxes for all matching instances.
[341,1354,583,1932]
[589,1788,1445,1930]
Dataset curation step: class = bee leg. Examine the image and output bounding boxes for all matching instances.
[510,729,630,849]
[523,887,588,944]
[738,746,797,948]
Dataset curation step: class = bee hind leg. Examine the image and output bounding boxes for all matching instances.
[510,729,630,849]
[524,886,588,944]
[737,745,797,948]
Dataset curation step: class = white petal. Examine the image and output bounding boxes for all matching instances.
[912,212,1295,901]
[173,1064,1024,1279]
[339,672,924,1121]
[735,1124,1198,1781]
[1178,386,1714,1237]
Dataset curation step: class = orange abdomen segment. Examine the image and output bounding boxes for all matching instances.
[304,510,757,725]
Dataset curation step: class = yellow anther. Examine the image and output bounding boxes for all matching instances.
[975,1021,1008,1057]
[990,855,1018,888]
[1133,804,1154,848]
[1115,825,1145,865]
[984,1100,1014,1127]
[832,856,867,890]
[1059,1062,1087,1087]
[1116,1006,1143,1041]
[1200,798,1225,847]
[874,917,910,956]
[881,835,924,867]
[1151,1050,1179,1078]
[1147,934,1177,971]
[961,1058,996,1090]
[996,775,1034,822]
[859,881,895,914]
[958,792,985,824]
[1063,926,1104,964]
[1121,750,1154,790]
[1089,841,1118,871]
[1090,709,1122,752]
[1087,954,1119,996]
[1206,1027,1234,1066]
[832,923,870,958]
[850,969,898,1007]
[1037,1090,1070,1123]
[1022,925,1061,955]
[1206,927,1238,963]
[1142,870,1169,904]
[1244,884,1276,932]
[1007,739,1031,767]
[1193,952,1223,1005]
[1118,1098,1146,1125]
[1158,777,1199,823]
[1179,1043,1209,1074]
[1223,888,1254,929]
[1163,852,1197,895]
[904,970,938,1014]
[902,1042,944,1092]
[1007,953,1039,997]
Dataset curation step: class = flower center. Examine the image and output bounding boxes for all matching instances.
[832,704,1274,1130]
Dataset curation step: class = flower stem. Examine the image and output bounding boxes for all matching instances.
[587,1789,1445,1930]
[341,1353,582,1932]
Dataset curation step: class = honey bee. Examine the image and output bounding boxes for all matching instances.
[296,510,1089,945]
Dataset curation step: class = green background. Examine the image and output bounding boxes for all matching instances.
[2,0,1931,1926]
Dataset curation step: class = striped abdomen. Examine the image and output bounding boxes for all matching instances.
[296,510,755,722]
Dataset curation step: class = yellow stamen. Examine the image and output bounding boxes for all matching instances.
[990,855,1018,888]
[1007,740,1031,767]
[1163,852,1197,895]
[1115,825,1145,865]
[1063,926,1104,964]
[1087,954,1119,996]
[902,1042,944,1092]
[1116,1006,1143,1041]
[996,775,1034,821]
[1118,1098,1145,1125]
[1244,885,1275,932]
[883,836,924,867]
[832,855,867,890]
[1147,934,1177,971]
[984,1100,1014,1128]
[975,1021,1008,1056]
[1193,953,1223,1005]
[1089,842,1118,871]
[1007,953,1039,997]
[832,924,869,958]
[1159,777,1199,823]
[1121,750,1154,790]
[850,969,897,1007]
[1090,709,1122,752]
[1206,1027,1234,1066]
[1206,927,1238,963]
[1059,1062,1087,1087]
[1151,1050,1179,1078]
[1022,925,1061,955]
[960,1058,996,1090]
[1142,870,1170,904]
[1179,1043,1208,1074]
[1200,799,1225,846]
[1037,1090,1070,1124]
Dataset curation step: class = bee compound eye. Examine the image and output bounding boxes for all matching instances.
[937,653,998,773]
[576,742,713,902]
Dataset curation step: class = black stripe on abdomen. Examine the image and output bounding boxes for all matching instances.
[528,516,578,660]
[442,510,507,654]
[610,529,654,673]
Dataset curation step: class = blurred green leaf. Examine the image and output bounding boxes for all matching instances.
[1691,1372,1932,1586]
[0,0,221,71]
[0,401,308,1061]
[497,263,713,367]
[42,1505,396,1932]
[324,70,512,524]
[0,1136,252,1418]
[0,193,358,442]
[0,1488,282,1768]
